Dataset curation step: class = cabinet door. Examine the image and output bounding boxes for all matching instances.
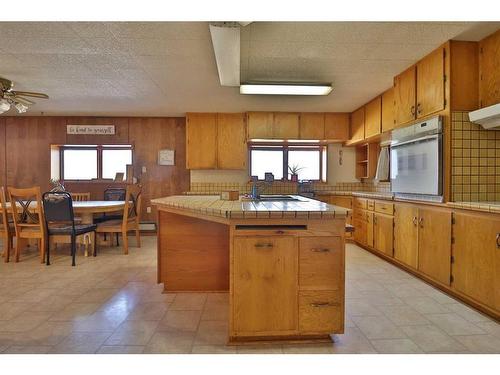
[217,113,247,170]
[381,87,396,132]
[479,30,500,108]
[186,113,217,169]
[366,211,374,248]
[247,112,273,139]
[374,213,394,257]
[233,236,298,333]
[364,96,382,138]
[453,212,500,311]
[394,204,419,269]
[353,217,366,246]
[324,113,349,141]
[417,47,445,118]
[273,112,299,139]
[299,113,324,140]
[349,107,365,142]
[395,66,416,126]
[418,207,452,285]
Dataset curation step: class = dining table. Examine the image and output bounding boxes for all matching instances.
[2,200,126,256]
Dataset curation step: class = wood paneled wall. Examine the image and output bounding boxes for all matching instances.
[0,116,190,222]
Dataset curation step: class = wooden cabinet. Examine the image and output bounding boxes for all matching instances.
[217,113,247,169]
[395,66,417,126]
[353,217,367,246]
[417,47,445,118]
[299,113,324,140]
[394,203,419,269]
[417,207,452,286]
[324,113,349,140]
[479,29,500,108]
[329,196,352,209]
[452,212,500,312]
[355,143,379,179]
[374,213,394,257]
[349,107,365,142]
[247,112,273,139]
[233,236,298,333]
[366,211,374,248]
[299,291,342,333]
[364,96,382,138]
[187,112,247,170]
[186,113,217,169]
[274,112,300,139]
[381,87,396,132]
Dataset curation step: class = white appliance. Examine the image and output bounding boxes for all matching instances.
[469,103,500,130]
[390,116,443,198]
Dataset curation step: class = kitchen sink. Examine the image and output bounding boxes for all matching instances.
[257,195,300,201]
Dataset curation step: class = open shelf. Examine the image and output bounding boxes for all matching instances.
[355,143,380,179]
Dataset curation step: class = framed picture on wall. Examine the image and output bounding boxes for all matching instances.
[158,149,175,166]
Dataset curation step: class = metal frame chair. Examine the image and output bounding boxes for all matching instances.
[42,191,97,266]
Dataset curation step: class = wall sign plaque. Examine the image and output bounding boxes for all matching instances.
[67,125,115,135]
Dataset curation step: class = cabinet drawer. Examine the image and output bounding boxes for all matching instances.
[353,198,367,210]
[375,201,394,215]
[367,200,375,211]
[353,208,366,221]
[299,291,343,333]
[299,237,343,290]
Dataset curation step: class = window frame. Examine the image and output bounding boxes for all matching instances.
[60,144,133,181]
[248,142,327,182]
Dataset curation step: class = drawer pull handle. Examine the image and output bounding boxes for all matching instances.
[311,248,331,253]
[275,230,285,234]
[310,302,339,308]
[496,233,500,249]
[255,243,273,248]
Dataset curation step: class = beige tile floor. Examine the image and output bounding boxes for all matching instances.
[0,237,499,354]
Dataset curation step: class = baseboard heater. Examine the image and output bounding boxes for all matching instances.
[139,222,157,232]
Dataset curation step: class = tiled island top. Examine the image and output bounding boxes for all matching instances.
[151,195,348,220]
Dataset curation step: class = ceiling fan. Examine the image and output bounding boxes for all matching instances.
[0,77,49,114]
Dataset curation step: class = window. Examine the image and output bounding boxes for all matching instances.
[61,145,133,181]
[250,143,327,181]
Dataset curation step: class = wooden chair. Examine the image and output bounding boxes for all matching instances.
[0,187,15,263]
[96,184,142,255]
[7,186,47,263]
[70,192,91,202]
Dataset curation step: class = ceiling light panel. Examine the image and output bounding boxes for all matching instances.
[240,84,332,96]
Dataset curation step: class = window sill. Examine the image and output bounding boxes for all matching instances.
[63,180,128,184]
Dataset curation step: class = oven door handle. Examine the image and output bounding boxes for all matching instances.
[391,134,441,148]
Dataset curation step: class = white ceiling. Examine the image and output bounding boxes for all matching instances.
[0,21,499,116]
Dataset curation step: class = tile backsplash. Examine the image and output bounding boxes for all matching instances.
[451,111,500,202]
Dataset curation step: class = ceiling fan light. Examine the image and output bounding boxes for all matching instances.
[240,83,333,96]
[0,99,10,114]
[14,102,28,113]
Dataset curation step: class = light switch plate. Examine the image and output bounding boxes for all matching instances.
[146,207,151,213]
[142,166,147,173]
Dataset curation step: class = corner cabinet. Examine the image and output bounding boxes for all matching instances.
[349,107,365,143]
[364,96,382,138]
[324,113,349,141]
[186,112,247,170]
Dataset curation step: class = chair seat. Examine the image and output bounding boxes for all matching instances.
[48,223,97,236]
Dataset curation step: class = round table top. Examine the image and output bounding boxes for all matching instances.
[3,200,126,214]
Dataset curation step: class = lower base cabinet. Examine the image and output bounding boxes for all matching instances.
[452,212,500,312]
[374,213,394,256]
[394,204,419,268]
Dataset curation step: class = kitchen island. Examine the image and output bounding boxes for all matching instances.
[151,195,348,343]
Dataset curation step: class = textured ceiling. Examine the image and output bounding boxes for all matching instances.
[0,21,499,116]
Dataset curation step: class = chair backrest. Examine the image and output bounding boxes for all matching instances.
[0,187,10,234]
[70,192,90,202]
[123,184,142,223]
[104,187,126,201]
[42,191,75,224]
[7,186,45,234]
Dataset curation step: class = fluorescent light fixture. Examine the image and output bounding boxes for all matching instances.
[240,83,332,96]
[209,23,240,87]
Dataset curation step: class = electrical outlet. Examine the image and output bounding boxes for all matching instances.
[142,166,147,173]
[146,206,151,213]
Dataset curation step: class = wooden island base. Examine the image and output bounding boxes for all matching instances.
[154,195,347,344]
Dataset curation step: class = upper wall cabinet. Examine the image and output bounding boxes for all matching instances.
[186,112,247,170]
[247,112,274,139]
[381,87,396,133]
[364,96,382,138]
[479,29,500,108]
[416,46,445,118]
[274,112,300,139]
[324,113,349,141]
[299,113,325,140]
[349,107,365,143]
[394,66,417,126]
[217,113,247,170]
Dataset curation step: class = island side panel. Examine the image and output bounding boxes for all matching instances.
[157,210,230,292]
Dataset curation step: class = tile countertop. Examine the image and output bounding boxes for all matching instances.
[446,201,500,214]
[315,191,395,200]
[151,195,349,220]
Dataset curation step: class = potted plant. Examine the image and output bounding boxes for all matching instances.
[288,164,304,182]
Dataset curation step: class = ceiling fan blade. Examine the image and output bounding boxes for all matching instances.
[13,96,35,106]
[11,91,49,99]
